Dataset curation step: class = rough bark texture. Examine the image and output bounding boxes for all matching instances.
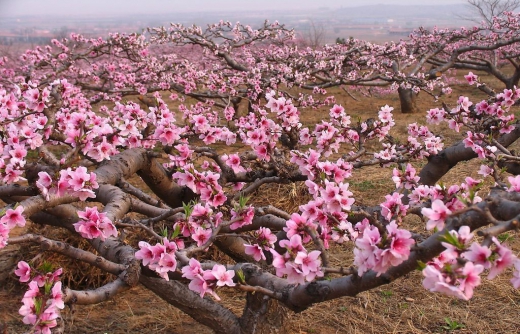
[239,293,290,334]
[137,157,196,208]
[398,87,418,113]
[140,275,242,334]
[0,244,20,283]
[419,123,520,185]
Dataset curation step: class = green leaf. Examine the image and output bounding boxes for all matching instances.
[236,269,246,284]
[238,194,250,208]
[160,227,168,238]
[171,224,181,239]
[39,261,54,273]
[438,230,464,250]
[34,298,43,314]
[182,200,195,218]
[417,260,427,271]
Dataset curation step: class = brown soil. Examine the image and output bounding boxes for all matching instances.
[2,70,520,333]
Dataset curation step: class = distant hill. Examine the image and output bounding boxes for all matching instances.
[331,4,470,26]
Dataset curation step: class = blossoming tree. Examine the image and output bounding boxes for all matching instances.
[410,11,520,92]
[1,19,520,334]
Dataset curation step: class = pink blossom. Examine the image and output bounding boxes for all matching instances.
[379,221,414,270]
[421,199,452,230]
[283,213,312,243]
[15,261,31,282]
[294,250,321,276]
[211,264,235,287]
[458,262,483,299]
[279,234,305,254]
[36,172,53,199]
[508,175,520,192]
[354,225,382,276]
[229,206,254,230]
[34,310,59,334]
[188,277,213,299]
[0,223,8,248]
[488,238,516,279]
[380,192,408,222]
[0,205,26,229]
[181,258,203,280]
[464,72,478,85]
[254,144,269,161]
[244,244,266,261]
[73,207,117,241]
[135,241,155,266]
[50,281,65,309]
[426,108,446,125]
[223,153,245,173]
[192,227,213,247]
[67,166,91,191]
[157,253,177,281]
[462,243,491,268]
[270,249,289,277]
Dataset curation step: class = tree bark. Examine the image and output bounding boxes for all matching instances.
[0,243,20,283]
[398,87,418,113]
[239,293,290,334]
[140,275,242,334]
[419,123,520,185]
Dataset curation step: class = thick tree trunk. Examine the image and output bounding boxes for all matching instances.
[0,244,20,283]
[140,275,242,334]
[398,87,418,113]
[419,123,520,186]
[239,293,290,334]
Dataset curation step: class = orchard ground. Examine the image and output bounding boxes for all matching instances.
[1,70,520,333]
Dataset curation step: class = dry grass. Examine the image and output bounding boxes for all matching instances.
[2,72,520,333]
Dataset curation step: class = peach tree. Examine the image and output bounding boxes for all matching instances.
[0,20,520,334]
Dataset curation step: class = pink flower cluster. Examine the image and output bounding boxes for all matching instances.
[419,177,482,231]
[184,103,236,145]
[290,150,353,183]
[172,165,227,207]
[265,91,302,132]
[391,164,419,190]
[244,227,277,261]
[410,177,480,211]
[173,203,222,248]
[229,205,254,230]
[221,153,246,174]
[463,237,517,280]
[406,123,444,158]
[135,238,181,281]
[427,90,517,155]
[37,166,99,201]
[0,205,25,248]
[353,221,414,276]
[15,262,64,334]
[0,86,49,184]
[166,144,194,168]
[508,175,520,192]
[181,259,235,300]
[380,192,409,223]
[307,104,395,157]
[422,227,518,300]
[421,199,452,231]
[270,234,324,285]
[236,107,280,161]
[73,206,117,241]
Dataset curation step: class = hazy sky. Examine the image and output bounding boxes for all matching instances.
[1,0,467,17]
